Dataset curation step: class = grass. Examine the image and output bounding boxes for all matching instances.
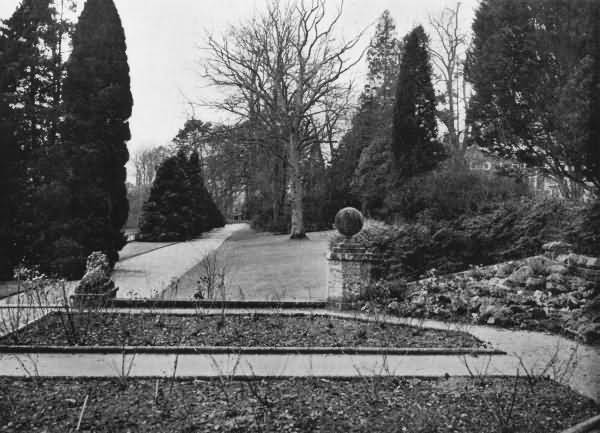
[168,227,332,301]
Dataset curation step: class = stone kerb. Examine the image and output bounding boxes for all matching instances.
[327,208,384,309]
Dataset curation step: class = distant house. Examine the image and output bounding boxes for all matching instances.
[463,146,593,202]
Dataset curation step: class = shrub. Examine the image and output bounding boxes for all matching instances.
[338,198,586,281]
[567,199,600,256]
[387,160,529,222]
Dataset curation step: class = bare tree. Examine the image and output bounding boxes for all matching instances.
[203,0,365,238]
[429,3,468,152]
[132,146,171,187]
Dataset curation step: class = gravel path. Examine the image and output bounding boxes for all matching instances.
[111,224,248,298]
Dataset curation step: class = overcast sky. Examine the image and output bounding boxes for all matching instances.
[0,0,480,156]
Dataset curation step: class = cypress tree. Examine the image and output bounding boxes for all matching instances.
[0,28,18,279]
[138,150,225,242]
[61,0,132,275]
[392,25,443,178]
[138,152,194,241]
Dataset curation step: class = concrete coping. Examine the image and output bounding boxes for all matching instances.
[560,414,600,433]
[327,250,389,263]
[0,345,506,356]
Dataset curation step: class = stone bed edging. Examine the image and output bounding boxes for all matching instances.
[0,345,505,356]
[560,414,600,433]
[107,299,329,309]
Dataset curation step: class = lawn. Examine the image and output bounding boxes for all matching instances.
[1,377,597,432]
[166,227,332,301]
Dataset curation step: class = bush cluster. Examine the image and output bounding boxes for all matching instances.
[386,159,529,222]
[342,198,597,281]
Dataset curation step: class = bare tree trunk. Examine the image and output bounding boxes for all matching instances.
[446,78,458,150]
[288,134,306,239]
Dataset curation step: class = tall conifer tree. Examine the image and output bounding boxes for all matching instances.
[0,27,18,278]
[61,0,132,274]
[0,0,69,277]
[392,25,443,177]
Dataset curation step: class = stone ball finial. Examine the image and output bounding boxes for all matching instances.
[334,207,364,238]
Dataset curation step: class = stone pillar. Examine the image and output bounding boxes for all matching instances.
[327,241,380,309]
[326,207,383,309]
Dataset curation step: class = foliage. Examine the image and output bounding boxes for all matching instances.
[387,159,530,222]
[392,25,444,177]
[51,0,132,277]
[465,0,600,193]
[125,184,151,229]
[331,11,401,217]
[344,199,588,281]
[567,200,600,257]
[0,0,74,278]
[0,28,18,279]
[138,151,224,242]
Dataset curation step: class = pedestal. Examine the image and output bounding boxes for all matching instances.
[326,241,382,309]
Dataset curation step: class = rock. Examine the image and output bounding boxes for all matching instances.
[542,241,573,258]
[546,273,565,284]
[525,277,545,290]
[566,276,589,291]
[546,281,568,294]
[479,304,513,326]
[577,322,600,345]
[528,307,547,320]
[387,301,400,314]
[507,266,534,286]
[495,262,516,278]
[491,307,514,327]
[437,294,452,305]
[546,264,568,275]
[527,256,550,275]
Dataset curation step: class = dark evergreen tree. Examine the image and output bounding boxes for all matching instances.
[0,28,19,279]
[392,25,443,178]
[465,0,599,194]
[330,11,401,217]
[187,150,225,230]
[138,151,224,242]
[0,0,71,278]
[586,2,600,187]
[60,0,132,276]
[187,150,211,234]
[138,152,194,241]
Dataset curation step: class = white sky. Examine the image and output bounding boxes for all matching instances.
[0,0,480,158]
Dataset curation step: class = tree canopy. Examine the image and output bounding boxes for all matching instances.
[466,0,600,194]
[392,25,444,178]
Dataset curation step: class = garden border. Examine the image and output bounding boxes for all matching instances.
[0,345,505,356]
[560,414,600,433]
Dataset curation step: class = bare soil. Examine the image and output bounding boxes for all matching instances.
[1,313,485,348]
[0,377,597,432]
